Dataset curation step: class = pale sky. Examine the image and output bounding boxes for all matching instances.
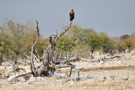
[0,0,135,38]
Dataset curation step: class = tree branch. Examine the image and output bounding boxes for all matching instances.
[56,22,72,42]
[30,20,40,76]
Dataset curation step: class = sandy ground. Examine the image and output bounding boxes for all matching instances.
[0,52,135,90]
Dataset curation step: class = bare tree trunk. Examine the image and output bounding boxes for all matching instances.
[0,54,2,65]
[20,21,79,78]
[12,57,26,72]
[9,19,80,81]
[30,22,73,76]
[30,21,40,76]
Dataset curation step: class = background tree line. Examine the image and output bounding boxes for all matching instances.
[0,19,135,62]
[55,25,135,56]
[0,19,49,62]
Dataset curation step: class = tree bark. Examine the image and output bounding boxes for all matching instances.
[0,54,2,65]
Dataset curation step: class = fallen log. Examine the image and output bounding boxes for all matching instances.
[8,72,32,82]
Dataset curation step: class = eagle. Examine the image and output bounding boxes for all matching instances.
[69,9,75,22]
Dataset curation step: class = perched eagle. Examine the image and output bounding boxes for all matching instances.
[69,9,75,22]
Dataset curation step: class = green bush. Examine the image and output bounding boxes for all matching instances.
[55,36,75,52]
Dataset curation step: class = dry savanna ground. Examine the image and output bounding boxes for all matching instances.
[0,51,135,90]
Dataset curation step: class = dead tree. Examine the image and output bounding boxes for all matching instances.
[12,57,18,72]
[30,20,40,76]
[0,54,2,65]
[29,21,80,77]
[10,21,80,81]
[12,57,26,72]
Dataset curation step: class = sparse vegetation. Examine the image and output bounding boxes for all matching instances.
[0,19,135,90]
[0,20,135,61]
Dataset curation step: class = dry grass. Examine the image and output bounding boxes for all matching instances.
[1,52,135,90]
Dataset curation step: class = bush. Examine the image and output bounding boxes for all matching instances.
[55,36,75,52]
